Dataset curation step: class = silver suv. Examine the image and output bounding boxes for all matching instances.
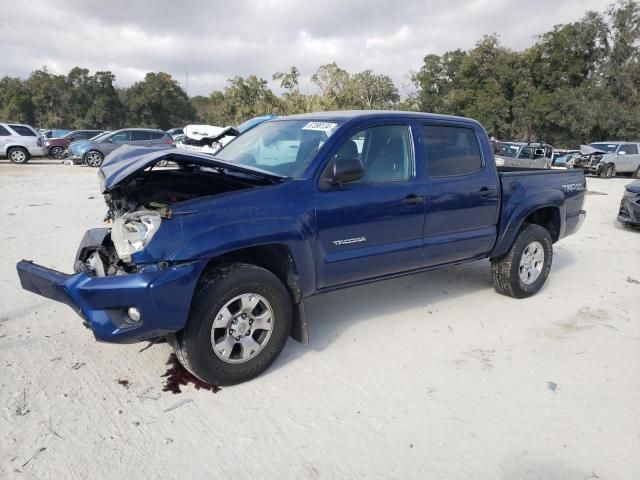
[573,141,640,178]
[0,123,46,163]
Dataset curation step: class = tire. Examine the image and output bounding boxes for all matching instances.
[491,224,553,299]
[633,165,640,179]
[172,263,292,385]
[599,164,615,178]
[8,147,29,164]
[50,146,65,159]
[84,150,104,167]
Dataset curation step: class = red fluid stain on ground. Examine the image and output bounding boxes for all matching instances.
[162,353,221,394]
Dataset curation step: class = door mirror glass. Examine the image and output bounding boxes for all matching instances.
[534,148,545,158]
[618,150,626,155]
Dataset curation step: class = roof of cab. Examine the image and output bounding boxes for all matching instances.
[279,110,483,126]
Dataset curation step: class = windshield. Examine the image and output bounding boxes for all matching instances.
[590,143,619,153]
[215,119,341,178]
[496,143,520,158]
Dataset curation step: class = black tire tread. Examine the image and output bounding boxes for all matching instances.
[8,146,29,163]
[491,223,553,299]
[173,262,292,385]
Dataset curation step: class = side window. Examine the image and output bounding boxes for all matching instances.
[0,126,10,136]
[9,125,36,136]
[330,125,412,184]
[111,131,130,143]
[422,125,483,177]
[519,147,534,159]
[620,144,638,155]
[131,131,151,141]
[149,132,165,140]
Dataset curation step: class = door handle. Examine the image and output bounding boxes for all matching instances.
[478,187,496,198]
[402,194,424,206]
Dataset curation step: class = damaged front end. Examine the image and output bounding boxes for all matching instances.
[17,146,283,343]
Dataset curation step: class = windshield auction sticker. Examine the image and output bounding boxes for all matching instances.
[302,122,338,132]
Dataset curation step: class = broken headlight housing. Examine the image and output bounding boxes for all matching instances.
[111,211,161,263]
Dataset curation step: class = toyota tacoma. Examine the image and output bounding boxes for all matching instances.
[17,111,587,385]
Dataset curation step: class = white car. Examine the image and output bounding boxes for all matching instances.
[175,125,239,155]
[0,123,46,163]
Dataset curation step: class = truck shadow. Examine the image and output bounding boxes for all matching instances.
[271,249,576,371]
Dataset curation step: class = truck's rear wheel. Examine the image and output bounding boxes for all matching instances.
[491,224,553,298]
[172,263,292,386]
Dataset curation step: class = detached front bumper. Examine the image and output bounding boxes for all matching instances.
[16,228,207,343]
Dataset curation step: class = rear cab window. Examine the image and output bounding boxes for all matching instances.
[421,125,483,177]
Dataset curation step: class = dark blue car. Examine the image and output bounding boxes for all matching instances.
[17,111,587,385]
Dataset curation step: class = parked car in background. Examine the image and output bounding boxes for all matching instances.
[0,122,45,163]
[618,180,640,227]
[45,129,104,159]
[494,142,553,169]
[176,115,277,155]
[67,128,174,167]
[41,129,72,139]
[167,128,184,139]
[551,149,580,166]
[572,142,640,178]
[553,151,581,168]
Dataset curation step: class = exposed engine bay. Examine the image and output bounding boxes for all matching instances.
[78,161,275,277]
[103,166,258,220]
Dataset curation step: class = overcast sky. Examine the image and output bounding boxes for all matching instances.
[2,0,612,96]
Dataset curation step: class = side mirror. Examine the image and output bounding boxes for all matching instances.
[330,157,364,185]
[618,151,626,155]
[534,148,545,158]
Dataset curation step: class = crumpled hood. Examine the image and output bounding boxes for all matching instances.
[626,180,640,194]
[98,145,285,193]
[580,144,607,155]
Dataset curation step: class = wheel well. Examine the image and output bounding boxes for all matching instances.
[201,244,308,343]
[523,207,560,242]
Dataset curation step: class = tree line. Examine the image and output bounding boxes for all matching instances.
[0,0,637,147]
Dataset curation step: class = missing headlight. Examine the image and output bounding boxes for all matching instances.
[111,210,162,263]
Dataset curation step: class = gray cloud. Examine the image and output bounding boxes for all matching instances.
[0,0,612,96]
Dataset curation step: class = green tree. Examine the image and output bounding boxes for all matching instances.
[348,70,400,109]
[0,77,34,124]
[273,66,309,114]
[124,72,195,129]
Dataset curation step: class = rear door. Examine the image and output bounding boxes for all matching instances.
[420,123,500,266]
[130,130,152,145]
[8,125,38,147]
[315,120,426,289]
[617,143,640,173]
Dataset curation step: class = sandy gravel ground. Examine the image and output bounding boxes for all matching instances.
[0,161,638,480]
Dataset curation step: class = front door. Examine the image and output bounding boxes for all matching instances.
[617,144,640,173]
[315,122,426,289]
[419,123,500,266]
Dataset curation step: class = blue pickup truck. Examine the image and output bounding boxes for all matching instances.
[17,111,587,385]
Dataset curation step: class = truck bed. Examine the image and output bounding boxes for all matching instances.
[491,166,586,257]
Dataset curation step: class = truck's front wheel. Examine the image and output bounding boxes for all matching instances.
[172,263,292,386]
[491,224,553,299]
